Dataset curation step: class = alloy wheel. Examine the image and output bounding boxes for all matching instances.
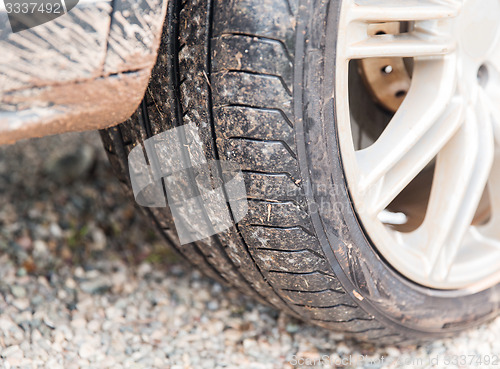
[336,0,500,289]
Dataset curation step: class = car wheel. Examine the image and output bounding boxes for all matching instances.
[100,0,500,344]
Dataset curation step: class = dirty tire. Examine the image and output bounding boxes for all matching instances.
[100,0,500,344]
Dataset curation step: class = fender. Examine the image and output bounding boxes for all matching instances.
[0,0,168,144]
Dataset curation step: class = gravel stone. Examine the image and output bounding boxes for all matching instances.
[78,343,95,359]
[12,298,30,311]
[79,277,112,295]
[10,285,26,298]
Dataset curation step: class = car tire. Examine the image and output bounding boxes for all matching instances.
[100,0,500,344]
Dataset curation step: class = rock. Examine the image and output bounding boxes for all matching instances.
[91,227,106,251]
[33,240,49,257]
[80,277,112,295]
[78,343,95,359]
[16,236,32,251]
[12,298,30,311]
[1,345,22,358]
[137,263,152,278]
[207,300,219,311]
[71,318,87,330]
[87,320,100,332]
[285,323,299,334]
[105,306,123,320]
[10,285,26,298]
[74,267,85,279]
[2,345,24,366]
[44,145,95,183]
[224,328,242,342]
[49,223,63,239]
[43,316,56,329]
[65,278,77,289]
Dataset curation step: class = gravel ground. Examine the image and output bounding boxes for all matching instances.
[0,131,498,369]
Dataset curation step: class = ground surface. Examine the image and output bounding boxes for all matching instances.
[0,131,498,369]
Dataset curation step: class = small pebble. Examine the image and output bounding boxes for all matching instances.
[10,285,26,298]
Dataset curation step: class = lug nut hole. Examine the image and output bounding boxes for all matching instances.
[477,64,489,87]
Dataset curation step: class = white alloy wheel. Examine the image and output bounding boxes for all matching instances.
[336,0,500,289]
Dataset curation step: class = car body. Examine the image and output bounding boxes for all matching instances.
[0,0,167,145]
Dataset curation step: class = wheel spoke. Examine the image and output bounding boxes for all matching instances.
[415,103,495,282]
[484,150,500,237]
[365,99,464,214]
[486,94,500,143]
[481,68,500,143]
[482,87,500,236]
[356,57,457,205]
[343,0,459,60]
[350,0,461,22]
[346,30,455,59]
